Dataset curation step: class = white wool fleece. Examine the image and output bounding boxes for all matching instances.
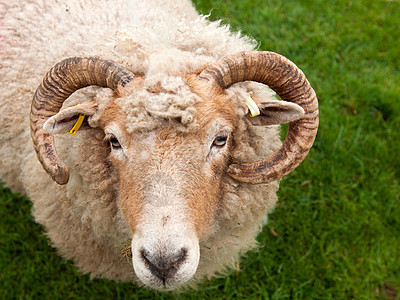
[0,0,282,286]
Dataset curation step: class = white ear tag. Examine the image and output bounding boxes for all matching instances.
[245,94,260,117]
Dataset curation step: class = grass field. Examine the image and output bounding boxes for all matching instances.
[1,0,399,299]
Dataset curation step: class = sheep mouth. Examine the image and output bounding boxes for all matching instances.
[135,247,193,290]
[140,248,188,288]
[131,232,200,291]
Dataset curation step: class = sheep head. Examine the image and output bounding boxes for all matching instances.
[30,52,318,290]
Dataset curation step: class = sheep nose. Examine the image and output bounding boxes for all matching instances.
[141,248,188,281]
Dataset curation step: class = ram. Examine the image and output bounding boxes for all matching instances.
[0,0,318,291]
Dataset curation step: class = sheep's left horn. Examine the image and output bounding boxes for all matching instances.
[30,57,134,185]
[199,51,319,184]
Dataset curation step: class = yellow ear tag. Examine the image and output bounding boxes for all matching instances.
[245,94,260,117]
[68,115,85,135]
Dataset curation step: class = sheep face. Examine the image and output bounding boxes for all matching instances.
[45,75,237,289]
[104,77,236,290]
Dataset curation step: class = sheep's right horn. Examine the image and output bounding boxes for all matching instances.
[200,51,319,184]
[30,57,134,185]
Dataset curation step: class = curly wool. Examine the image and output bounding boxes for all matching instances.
[0,0,281,286]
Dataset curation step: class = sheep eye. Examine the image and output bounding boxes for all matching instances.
[109,137,121,149]
[212,135,227,147]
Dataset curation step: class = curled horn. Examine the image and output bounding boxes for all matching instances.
[199,51,319,184]
[30,57,134,185]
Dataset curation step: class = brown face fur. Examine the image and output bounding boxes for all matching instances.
[100,75,237,241]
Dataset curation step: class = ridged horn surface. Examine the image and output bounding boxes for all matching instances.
[30,57,134,184]
[199,51,319,184]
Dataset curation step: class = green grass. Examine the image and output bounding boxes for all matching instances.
[1,0,399,298]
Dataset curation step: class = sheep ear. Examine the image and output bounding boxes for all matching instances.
[248,97,305,126]
[43,100,97,134]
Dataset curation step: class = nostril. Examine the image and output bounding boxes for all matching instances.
[166,247,187,268]
[140,247,188,281]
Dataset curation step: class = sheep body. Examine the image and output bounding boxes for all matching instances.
[0,0,282,285]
